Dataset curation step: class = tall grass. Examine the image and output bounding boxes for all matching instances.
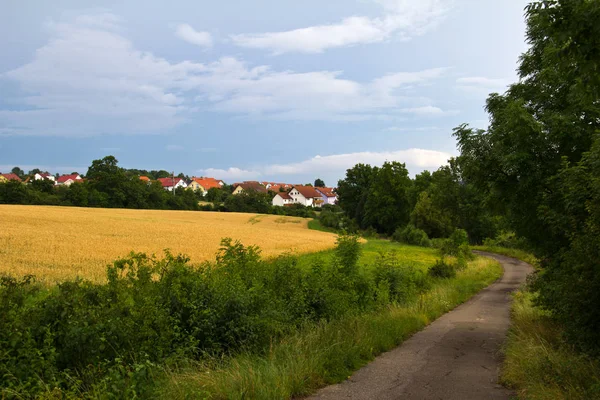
[157,257,502,399]
[501,291,600,399]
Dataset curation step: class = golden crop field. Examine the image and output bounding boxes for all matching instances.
[0,205,338,283]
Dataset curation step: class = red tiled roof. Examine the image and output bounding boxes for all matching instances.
[192,177,222,190]
[316,187,337,197]
[57,174,81,183]
[0,173,22,182]
[139,176,150,182]
[292,185,322,199]
[275,192,292,200]
[236,182,268,193]
[157,177,184,188]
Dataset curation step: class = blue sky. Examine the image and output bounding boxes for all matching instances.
[0,0,528,185]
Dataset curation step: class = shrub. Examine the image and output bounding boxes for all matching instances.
[392,224,431,247]
[372,251,429,304]
[318,209,358,233]
[428,259,456,279]
[439,229,473,261]
[430,238,446,249]
[361,226,378,238]
[482,230,528,249]
[334,234,362,276]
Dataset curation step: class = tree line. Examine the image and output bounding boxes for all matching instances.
[1,157,201,211]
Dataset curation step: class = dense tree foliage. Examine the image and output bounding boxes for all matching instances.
[336,163,376,228]
[454,0,600,353]
[314,178,325,187]
[336,160,495,241]
[363,162,412,235]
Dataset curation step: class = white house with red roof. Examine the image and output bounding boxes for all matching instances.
[287,185,324,207]
[315,187,338,205]
[56,173,82,186]
[272,192,294,206]
[34,172,55,183]
[157,177,187,191]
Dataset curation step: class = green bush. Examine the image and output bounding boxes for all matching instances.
[392,224,431,247]
[428,259,456,279]
[482,231,528,249]
[430,238,446,249]
[318,209,358,233]
[439,229,473,260]
[372,252,429,304]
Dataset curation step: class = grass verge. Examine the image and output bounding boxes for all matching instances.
[501,290,600,399]
[472,245,539,267]
[156,256,502,399]
[295,238,439,272]
[307,219,337,233]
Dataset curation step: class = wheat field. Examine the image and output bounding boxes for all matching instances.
[0,205,338,282]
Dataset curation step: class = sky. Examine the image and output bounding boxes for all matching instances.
[0,0,529,185]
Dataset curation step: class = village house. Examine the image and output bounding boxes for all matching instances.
[56,173,82,186]
[0,173,22,183]
[286,185,324,207]
[34,172,55,182]
[272,192,294,206]
[139,176,150,183]
[188,177,224,194]
[232,181,268,195]
[157,177,187,191]
[315,187,338,205]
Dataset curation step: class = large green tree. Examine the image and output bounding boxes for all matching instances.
[363,162,413,235]
[336,164,377,228]
[86,156,128,207]
[454,0,600,352]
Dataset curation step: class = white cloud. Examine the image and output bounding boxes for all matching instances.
[263,148,451,175]
[400,106,457,116]
[199,148,452,181]
[456,76,511,95]
[198,167,260,181]
[1,14,204,137]
[231,0,450,54]
[190,61,448,120]
[175,24,212,48]
[0,13,451,136]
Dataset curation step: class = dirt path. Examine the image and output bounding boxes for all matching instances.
[307,252,533,400]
